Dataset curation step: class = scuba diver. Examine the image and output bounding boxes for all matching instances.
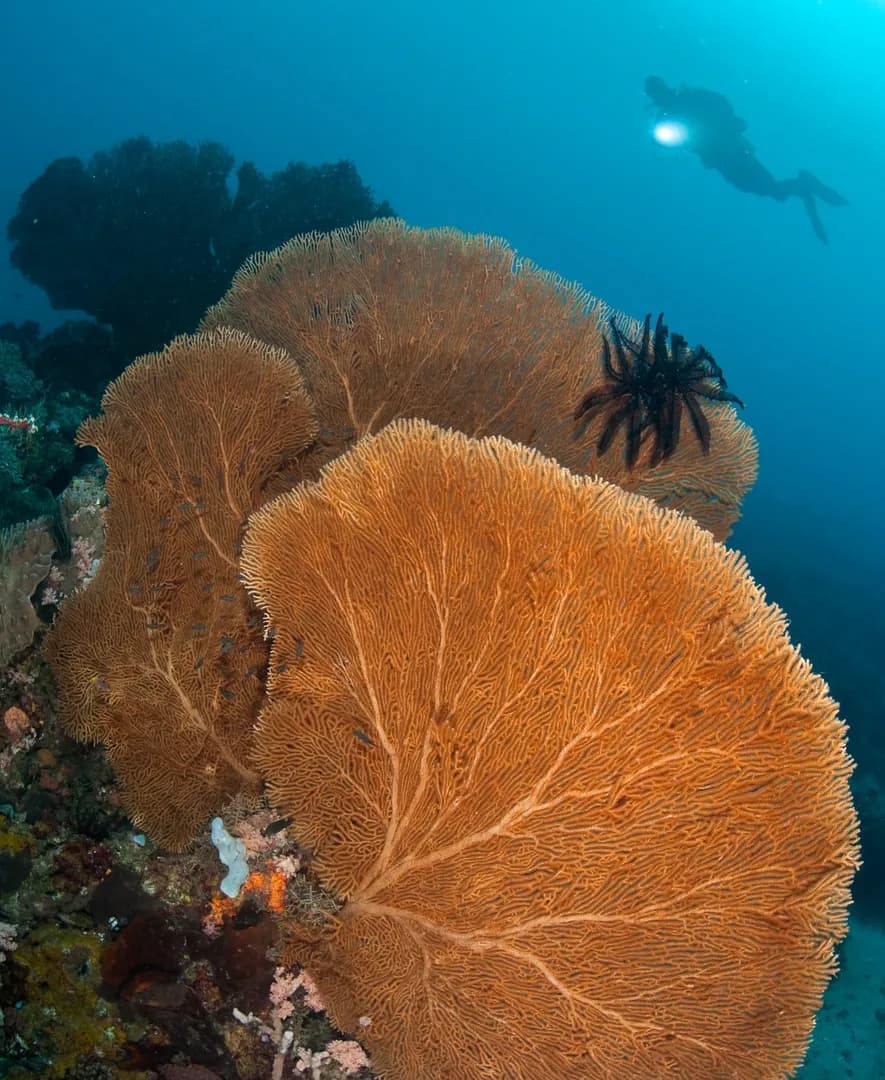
[644,76,847,244]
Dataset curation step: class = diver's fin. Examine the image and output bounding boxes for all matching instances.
[784,170,846,243]
[801,193,829,245]
[797,169,848,206]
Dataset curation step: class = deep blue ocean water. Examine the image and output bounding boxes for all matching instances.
[1,1,882,1076]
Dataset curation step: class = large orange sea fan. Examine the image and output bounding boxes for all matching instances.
[241,418,857,1079]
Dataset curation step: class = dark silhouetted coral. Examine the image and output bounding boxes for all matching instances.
[8,137,394,361]
[0,318,121,399]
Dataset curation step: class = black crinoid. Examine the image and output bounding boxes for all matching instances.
[574,312,744,469]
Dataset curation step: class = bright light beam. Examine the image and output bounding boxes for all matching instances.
[652,119,690,147]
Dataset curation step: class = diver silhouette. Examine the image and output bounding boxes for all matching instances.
[644,76,847,245]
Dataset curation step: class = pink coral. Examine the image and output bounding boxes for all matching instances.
[71,535,97,583]
[328,1039,371,1073]
[269,965,300,1024]
[294,968,325,1013]
[41,564,64,606]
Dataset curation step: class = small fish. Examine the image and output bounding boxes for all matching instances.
[262,815,294,837]
[353,728,376,748]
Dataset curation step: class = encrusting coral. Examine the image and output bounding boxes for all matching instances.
[202,218,757,539]
[241,418,858,1080]
[0,517,55,667]
[44,328,317,848]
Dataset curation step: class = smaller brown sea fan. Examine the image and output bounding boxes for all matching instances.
[44,328,317,848]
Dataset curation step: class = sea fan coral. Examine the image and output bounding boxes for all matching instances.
[44,328,317,848]
[241,418,857,1079]
[202,218,757,539]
